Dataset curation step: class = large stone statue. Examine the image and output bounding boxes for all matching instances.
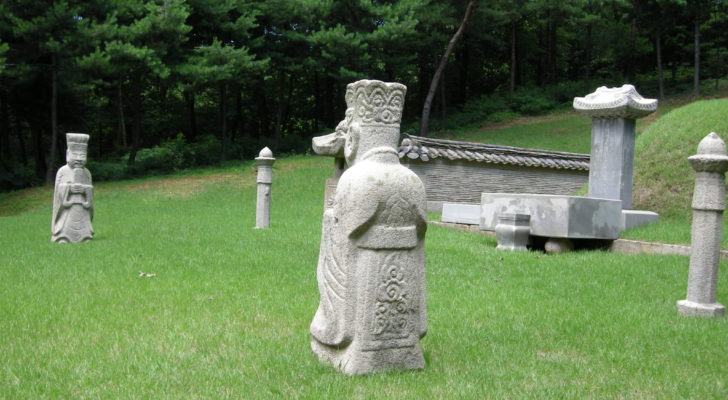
[310,79,428,375]
[51,133,94,243]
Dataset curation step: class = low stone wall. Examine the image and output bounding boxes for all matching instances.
[406,159,587,212]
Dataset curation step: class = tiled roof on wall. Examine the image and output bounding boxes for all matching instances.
[398,134,590,171]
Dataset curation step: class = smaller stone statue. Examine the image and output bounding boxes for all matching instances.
[51,133,94,243]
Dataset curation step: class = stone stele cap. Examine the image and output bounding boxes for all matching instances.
[66,133,89,152]
[573,84,657,119]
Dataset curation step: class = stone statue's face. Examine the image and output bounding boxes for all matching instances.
[67,150,86,168]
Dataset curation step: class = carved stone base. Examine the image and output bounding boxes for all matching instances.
[676,299,725,317]
[311,339,424,376]
[495,213,530,251]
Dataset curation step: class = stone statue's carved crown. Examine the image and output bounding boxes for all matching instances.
[345,80,406,126]
[66,133,89,152]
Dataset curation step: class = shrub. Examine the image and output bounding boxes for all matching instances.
[126,146,179,176]
[0,162,38,191]
[508,89,558,115]
[188,135,222,166]
[86,160,127,181]
[161,133,195,169]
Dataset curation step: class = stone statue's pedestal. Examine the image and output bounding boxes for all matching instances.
[677,299,725,317]
[311,339,424,376]
[480,193,622,240]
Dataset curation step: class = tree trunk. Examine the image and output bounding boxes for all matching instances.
[127,77,142,166]
[585,22,592,80]
[536,24,545,86]
[439,68,447,124]
[32,125,46,178]
[117,81,127,147]
[253,82,270,138]
[219,82,228,162]
[626,18,637,82]
[284,73,293,134]
[274,71,286,144]
[0,91,10,160]
[656,28,665,100]
[693,14,701,97]
[45,54,59,185]
[420,0,476,137]
[457,39,469,104]
[547,16,557,84]
[231,87,242,142]
[510,20,517,95]
[313,72,321,132]
[183,90,197,141]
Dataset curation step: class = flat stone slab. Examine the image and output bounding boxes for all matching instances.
[480,193,622,239]
[441,203,481,225]
[622,210,659,230]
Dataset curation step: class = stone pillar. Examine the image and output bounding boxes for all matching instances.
[255,147,275,229]
[573,85,658,209]
[677,132,728,317]
[495,213,530,251]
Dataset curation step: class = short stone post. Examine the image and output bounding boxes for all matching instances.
[573,85,658,209]
[677,132,728,317]
[495,213,530,251]
[255,147,275,229]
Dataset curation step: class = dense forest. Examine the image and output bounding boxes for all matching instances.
[1,0,727,191]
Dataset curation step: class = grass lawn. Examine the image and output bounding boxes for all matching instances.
[1,156,727,398]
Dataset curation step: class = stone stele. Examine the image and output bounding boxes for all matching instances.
[310,79,428,375]
[51,133,94,243]
[573,85,658,210]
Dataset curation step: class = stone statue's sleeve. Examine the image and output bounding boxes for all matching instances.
[84,168,93,221]
[51,168,70,235]
[334,175,381,241]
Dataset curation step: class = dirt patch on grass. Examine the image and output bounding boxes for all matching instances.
[470,112,579,135]
[0,186,52,216]
[116,172,255,197]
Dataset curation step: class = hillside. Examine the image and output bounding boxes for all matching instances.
[633,98,728,220]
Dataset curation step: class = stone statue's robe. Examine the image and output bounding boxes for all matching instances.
[52,165,94,243]
[310,146,427,374]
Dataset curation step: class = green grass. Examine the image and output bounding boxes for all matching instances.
[1,157,727,398]
[434,111,593,154]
